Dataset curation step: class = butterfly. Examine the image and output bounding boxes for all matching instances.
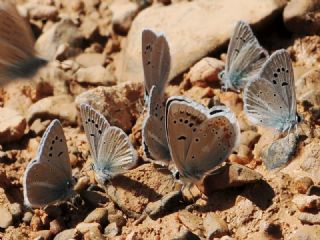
[243,49,301,133]
[0,2,47,84]
[141,29,171,164]
[141,29,170,103]
[219,21,268,91]
[23,119,74,208]
[165,96,240,185]
[79,103,137,185]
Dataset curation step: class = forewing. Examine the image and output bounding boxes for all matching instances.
[96,126,137,178]
[23,120,73,208]
[0,3,35,56]
[142,29,170,99]
[226,21,258,71]
[258,49,296,117]
[165,97,207,177]
[80,104,110,162]
[244,77,290,131]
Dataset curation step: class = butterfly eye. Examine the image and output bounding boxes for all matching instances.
[218,71,225,80]
[174,171,180,180]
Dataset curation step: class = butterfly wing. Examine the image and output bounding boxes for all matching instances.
[142,85,170,163]
[23,120,73,208]
[184,109,240,180]
[244,50,297,132]
[165,97,208,181]
[222,21,268,90]
[0,3,47,81]
[258,49,296,118]
[95,126,137,183]
[142,29,170,100]
[80,104,110,163]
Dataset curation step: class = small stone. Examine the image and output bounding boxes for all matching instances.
[299,212,320,224]
[197,163,263,195]
[173,226,201,240]
[219,92,243,115]
[294,176,314,194]
[203,213,229,239]
[75,81,144,132]
[80,13,99,39]
[104,222,120,237]
[108,211,126,228]
[293,195,320,212]
[76,222,104,240]
[0,206,13,228]
[23,3,58,20]
[27,95,78,125]
[84,208,108,226]
[22,211,33,224]
[290,225,320,240]
[30,214,45,231]
[145,191,182,219]
[35,19,83,60]
[261,133,298,170]
[9,203,22,220]
[76,65,116,86]
[110,0,139,35]
[50,219,64,235]
[0,107,26,144]
[74,176,90,192]
[261,222,283,239]
[75,53,105,67]
[32,230,52,240]
[186,57,224,87]
[178,210,204,237]
[53,229,76,240]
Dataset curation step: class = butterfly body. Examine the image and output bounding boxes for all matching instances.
[23,119,74,208]
[220,21,268,91]
[165,97,240,185]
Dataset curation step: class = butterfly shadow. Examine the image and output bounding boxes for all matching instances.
[195,179,275,213]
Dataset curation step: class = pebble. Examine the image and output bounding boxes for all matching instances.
[292,195,320,212]
[75,81,144,132]
[27,95,78,125]
[9,203,22,220]
[22,3,58,20]
[49,219,64,236]
[177,210,204,237]
[186,57,224,87]
[197,163,263,195]
[104,222,120,237]
[29,119,51,136]
[299,212,320,224]
[108,211,126,228]
[0,107,26,144]
[300,138,320,183]
[22,211,33,224]
[294,176,314,194]
[75,53,105,67]
[110,0,139,35]
[76,65,116,86]
[261,133,298,170]
[290,225,320,240]
[0,206,13,229]
[84,208,108,226]
[203,213,229,239]
[53,228,76,240]
[32,230,52,240]
[76,222,104,240]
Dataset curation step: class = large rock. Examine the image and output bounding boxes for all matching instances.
[283,0,320,35]
[0,108,26,144]
[75,81,143,132]
[27,95,78,125]
[119,0,286,83]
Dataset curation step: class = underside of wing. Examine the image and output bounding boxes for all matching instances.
[96,126,137,180]
[244,77,291,131]
[80,104,110,162]
[142,29,170,98]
